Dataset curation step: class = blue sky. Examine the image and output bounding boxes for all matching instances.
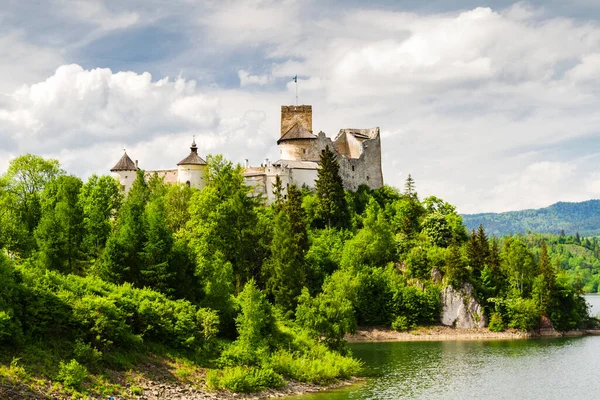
[2,0,600,213]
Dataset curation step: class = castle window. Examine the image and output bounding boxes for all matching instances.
[367,176,370,181]
[303,149,307,154]
[351,166,355,172]
[186,181,191,188]
[125,175,128,179]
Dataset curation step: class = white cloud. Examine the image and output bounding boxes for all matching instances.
[58,0,139,31]
[238,70,273,86]
[5,2,600,213]
[0,32,64,93]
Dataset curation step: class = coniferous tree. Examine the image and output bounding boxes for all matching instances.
[265,184,308,312]
[101,169,149,284]
[404,173,416,198]
[272,174,284,211]
[315,146,349,229]
[445,241,467,286]
[467,224,490,279]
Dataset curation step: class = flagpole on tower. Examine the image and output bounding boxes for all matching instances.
[294,75,298,106]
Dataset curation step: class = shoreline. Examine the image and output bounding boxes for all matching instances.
[0,374,360,400]
[346,326,600,343]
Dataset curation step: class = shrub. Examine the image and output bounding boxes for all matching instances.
[391,315,409,331]
[73,339,102,367]
[488,312,505,332]
[506,297,539,331]
[57,359,88,389]
[206,366,283,393]
[270,345,361,384]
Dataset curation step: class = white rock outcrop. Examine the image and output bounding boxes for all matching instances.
[441,283,487,329]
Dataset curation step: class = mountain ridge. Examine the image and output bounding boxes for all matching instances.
[461,199,600,236]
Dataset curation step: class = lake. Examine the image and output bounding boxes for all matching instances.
[290,295,600,400]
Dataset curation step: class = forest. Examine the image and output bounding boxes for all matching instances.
[0,149,594,397]
[463,199,600,236]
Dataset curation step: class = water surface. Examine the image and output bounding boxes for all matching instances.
[291,295,600,400]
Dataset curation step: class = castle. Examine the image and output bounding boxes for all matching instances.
[110,105,384,201]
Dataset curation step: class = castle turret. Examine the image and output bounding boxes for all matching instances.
[277,105,318,161]
[177,138,207,189]
[110,150,138,193]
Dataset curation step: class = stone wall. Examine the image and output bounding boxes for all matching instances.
[281,105,312,136]
[279,139,321,161]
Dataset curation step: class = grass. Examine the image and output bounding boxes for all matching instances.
[0,340,209,399]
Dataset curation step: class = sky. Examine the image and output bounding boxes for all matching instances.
[2,0,600,214]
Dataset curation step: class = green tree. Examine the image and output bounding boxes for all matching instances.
[315,146,349,229]
[101,170,149,284]
[79,175,122,258]
[0,154,63,254]
[501,238,536,296]
[264,185,309,312]
[35,175,84,273]
[272,174,284,211]
[265,211,306,312]
[445,241,467,286]
[341,198,394,269]
[404,174,416,198]
[466,224,490,279]
[139,193,174,294]
[187,155,263,296]
[164,183,194,233]
[534,241,554,314]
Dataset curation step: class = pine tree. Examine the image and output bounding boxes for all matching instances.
[315,146,349,229]
[272,174,284,211]
[265,184,308,312]
[101,170,149,284]
[404,174,416,198]
[534,241,555,314]
[284,184,308,251]
[445,241,467,286]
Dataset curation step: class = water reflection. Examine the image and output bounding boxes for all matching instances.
[290,336,600,400]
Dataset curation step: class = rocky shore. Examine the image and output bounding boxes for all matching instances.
[347,325,600,342]
[0,377,358,400]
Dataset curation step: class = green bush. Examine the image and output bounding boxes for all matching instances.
[270,344,361,384]
[488,312,505,332]
[506,297,540,331]
[73,339,102,367]
[206,366,283,393]
[57,359,88,390]
[391,315,409,331]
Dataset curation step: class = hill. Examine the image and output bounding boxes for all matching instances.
[462,199,600,237]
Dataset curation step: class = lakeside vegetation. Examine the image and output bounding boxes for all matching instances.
[0,150,594,398]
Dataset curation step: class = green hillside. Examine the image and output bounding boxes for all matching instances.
[462,200,600,236]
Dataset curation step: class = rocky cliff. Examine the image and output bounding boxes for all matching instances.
[441,284,486,329]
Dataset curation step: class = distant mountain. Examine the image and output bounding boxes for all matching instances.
[461,199,600,237]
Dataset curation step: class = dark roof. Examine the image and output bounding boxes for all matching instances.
[277,123,317,144]
[177,152,206,165]
[177,139,207,165]
[111,152,138,171]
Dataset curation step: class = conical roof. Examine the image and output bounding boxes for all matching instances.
[177,138,207,165]
[277,123,317,144]
[111,151,138,171]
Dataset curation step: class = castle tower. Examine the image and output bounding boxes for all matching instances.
[110,150,138,193]
[177,138,207,189]
[278,105,318,161]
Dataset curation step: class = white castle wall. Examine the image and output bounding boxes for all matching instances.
[177,164,206,190]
